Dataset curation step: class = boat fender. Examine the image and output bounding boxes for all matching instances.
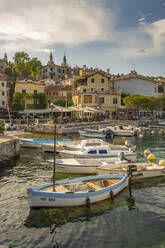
[110,190,114,202]
[86,197,90,208]
[147,154,156,163]
[159,160,165,166]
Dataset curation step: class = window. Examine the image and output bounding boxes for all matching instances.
[63,70,65,73]
[2,91,4,96]
[99,150,108,154]
[22,89,26,93]
[1,82,4,87]
[34,90,37,94]
[99,97,104,104]
[22,99,25,105]
[84,95,92,103]
[58,69,61,73]
[34,99,37,105]
[101,88,104,92]
[91,88,94,92]
[2,101,5,105]
[101,78,104,83]
[83,88,86,93]
[113,98,118,104]
[91,78,95,83]
[88,150,97,154]
[47,92,51,95]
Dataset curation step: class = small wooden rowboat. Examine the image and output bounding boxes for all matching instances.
[27,174,128,208]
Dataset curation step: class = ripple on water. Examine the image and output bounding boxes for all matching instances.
[1,133,165,247]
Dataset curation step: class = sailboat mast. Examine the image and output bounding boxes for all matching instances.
[53,123,56,192]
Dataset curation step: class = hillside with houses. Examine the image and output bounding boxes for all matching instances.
[0,51,165,124]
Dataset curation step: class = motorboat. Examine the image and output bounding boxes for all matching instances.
[57,146,137,161]
[19,138,71,149]
[27,173,128,208]
[54,157,128,174]
[104,125,137,137]
[62,138,135,151]
[79,129,113,139]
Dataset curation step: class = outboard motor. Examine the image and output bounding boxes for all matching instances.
[105,129,114,139]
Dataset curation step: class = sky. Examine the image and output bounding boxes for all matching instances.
[0,0,165,77]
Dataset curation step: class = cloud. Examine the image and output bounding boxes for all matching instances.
[108,18,165,59]
[0,0,114,52]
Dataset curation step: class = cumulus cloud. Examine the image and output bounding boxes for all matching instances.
[0,0,114,52]
[109,18,165,59]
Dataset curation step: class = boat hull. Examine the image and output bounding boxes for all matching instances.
[27,174,128,208]
[97,164,165,180]
[58,150,137,162]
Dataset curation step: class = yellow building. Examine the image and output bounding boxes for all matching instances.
[45,85,72,106]
[72,72,121,119]
[14,80,45,108]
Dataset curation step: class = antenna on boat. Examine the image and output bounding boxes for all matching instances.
[53,122,57,192]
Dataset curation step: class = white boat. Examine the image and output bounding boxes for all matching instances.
[54,157,128,174]
[57,146,137,161]
[97,162,165,180]
[63,138,135,151]
[19,138,70,149]
[27,173,128,208]
[104,125,136,137]
[42,138,135,153]
[79,129,113,139]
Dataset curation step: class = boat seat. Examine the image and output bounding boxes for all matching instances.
[85,182,102,190]
[103,179,120,187]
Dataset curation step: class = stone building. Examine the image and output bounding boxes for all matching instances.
[0,75,8,109]
[41,52,73,83]
[72,71,121,119]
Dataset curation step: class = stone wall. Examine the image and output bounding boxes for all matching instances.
[0,136,20,163]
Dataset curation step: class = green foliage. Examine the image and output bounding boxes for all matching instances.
[12,92,47,110]
[158,84,164,93]
[55,97,73,107]
[13,52,42,80]
[28,57,42,79]
[123,94,161,113]
[33,93,47,109]
[0,119,4,134]
[12,92,25,111]
[74,78,85,88]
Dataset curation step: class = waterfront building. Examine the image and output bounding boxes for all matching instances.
[45,85,72,107]
[0,75,8,109]
[14,80,46,109]
[72,71,121,119]
[113,71,159,97]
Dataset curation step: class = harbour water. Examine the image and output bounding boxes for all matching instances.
[1,131,165,248]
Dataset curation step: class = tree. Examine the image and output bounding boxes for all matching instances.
[13,52,30,79]
[28,57,42,79]
[13,52,42,80]
[74,78,86,88]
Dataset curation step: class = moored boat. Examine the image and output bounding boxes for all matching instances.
[19,138,71,148]
[54,157,128,174]
[97,162,165,180]
[27,173,128,208]
[57,146,137,161]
